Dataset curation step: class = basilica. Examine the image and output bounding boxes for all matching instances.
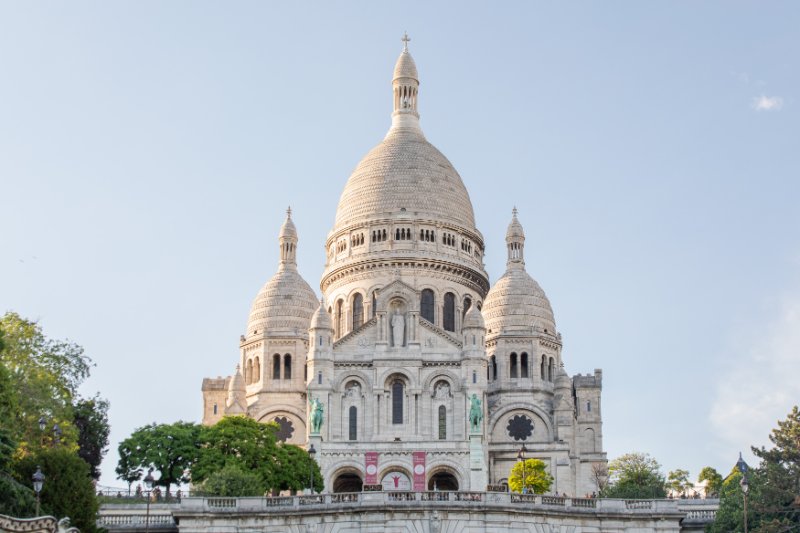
[201,39,606,497]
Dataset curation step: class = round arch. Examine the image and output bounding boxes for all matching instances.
[332,370,372,392]
[488,402,554,441]
[426,461,465,491]
[331,466,363,493]
[378,369,414,390]
[421,369,463,393]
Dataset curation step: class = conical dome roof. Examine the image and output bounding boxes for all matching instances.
[393,50,418,80]
[462,305,485,329]
[310,299,333,330]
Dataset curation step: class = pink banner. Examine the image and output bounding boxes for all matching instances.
[412,451,426,492]
[365,452,378,484]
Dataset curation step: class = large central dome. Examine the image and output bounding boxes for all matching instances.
[332,47,477,233]
[334,128,476,229]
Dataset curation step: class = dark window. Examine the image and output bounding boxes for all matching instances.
[463,297,472,320]
[304,364,307,381]
[521,353,529,378]
[335,300,343,338]
[586,400,591,413]
[317,371,322,385]
[443,292,455,332]
[352,293,364,328]
[392,381,404,424]
[284,354,292,380]
[213,403,217,415]
[421,289,435,323]
[438,405,446,440]
[273,354,281,379]
[491,355,498,381]
[472,370,477,384]
[541,356,546,380]
[395,228,400,240]
[548,357,554,381]
[349,406,357,441]
[510,353,518,378]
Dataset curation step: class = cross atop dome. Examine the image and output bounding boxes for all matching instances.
[402,32,410,51]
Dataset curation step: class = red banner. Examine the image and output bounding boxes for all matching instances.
[365,452,378,484]
[412,451,426,492]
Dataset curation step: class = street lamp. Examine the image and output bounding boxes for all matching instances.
[52,424,61,447]
[32,466,44,516]
[308,444,317,495]
[143,468,155,533]
[736,452,749,533]
[517,444,528,494]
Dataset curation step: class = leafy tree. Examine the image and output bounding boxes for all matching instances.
[14,448,99,532]
[0,312,94,455]
[667,468,692,497]
[508,458,553,494]
[196,465,263,497]
[274,443,323,494]
[0,474,37,517]
[698,466,723,497]
[193,416,279,491]
[116,421,199,494]
[115,440,143,495]
[590,462,610,494]
[73,395,110,480]
[603,452,666,499]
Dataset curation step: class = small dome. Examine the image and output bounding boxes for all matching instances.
[279,207,297,240]
[506,208,525,240]
[393,50,418,80]
[310,299,333,330]
[482,269,556,335]
[246,269,318,337]
[462,305,485,329]
[228,365,245,393]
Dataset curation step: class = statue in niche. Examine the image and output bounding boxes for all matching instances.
[391,310,405,347]
[468,393,483,433]
[309,396,324,434]
[345,382,361,400]
[434,382,450,399]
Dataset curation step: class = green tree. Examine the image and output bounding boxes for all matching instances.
[196,465,264,497]
[116,421,199,494]
[508,458,554,494]
[115,440,143,495]
[603,452,666,499]
[73,395,110,480]
[0,312,94,455]
[667,468,692,497]
[274,443,323,494]
[698,466,723,497]
[193,416,279,491]
[0,474,37,517]
[14,448,99,532]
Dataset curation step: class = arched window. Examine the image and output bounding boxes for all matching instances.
[372,291,378,318]
[421,289,435,323]
[349,406,357,441]
[491,355,498,381]
[510,353,518,378]
[520,353,528,378]
[443,292,455,332]
[541,355,547,380]
[213,403,218,415]
[395,228,400,240]
[586,400,591,413]
[273,354,281,380]
[254,357,260,382]
[473,370,477,384]
[352,293,364,328]
[335,299,343,338]
[392,381,404,424]
[463,296,472,320]
[246,360,252,384]
[284,354,292,380]
[438,405,447,440]
[548,357,554,382]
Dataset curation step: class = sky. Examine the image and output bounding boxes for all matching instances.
[1,2,798,488]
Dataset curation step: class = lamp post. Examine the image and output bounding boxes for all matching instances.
[736,452,749,533]
[32,466,44,516]
[308,444,316,495]
[52,424,61,447]
[143,467,155,533]
[517,443,528,494]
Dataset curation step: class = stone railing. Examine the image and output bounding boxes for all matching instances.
[98,514,176,527]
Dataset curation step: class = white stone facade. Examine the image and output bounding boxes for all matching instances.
[201,40,607,497]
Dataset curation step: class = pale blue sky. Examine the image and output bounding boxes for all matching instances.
[1,2,798,487]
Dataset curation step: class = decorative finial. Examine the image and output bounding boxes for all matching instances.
[402,32,410,52]
[286,206,292,219]
[512,206,518,217]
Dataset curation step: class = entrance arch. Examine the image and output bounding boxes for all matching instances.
[333,472,363,493]
[428,470,459,491]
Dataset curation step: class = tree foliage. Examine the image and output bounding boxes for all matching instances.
[14,448,100,532]
[603,452,666,499]
[698,466,723,497]
[73,395,110,480]
[710,406,800,533]
[115,421,199,493]
[508,458,553,494]
[667,468,692,497]
[196,465,264,497]
[274,443,323,494]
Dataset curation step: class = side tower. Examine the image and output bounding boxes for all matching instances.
[201,209,317,446]
[482,210,606,496]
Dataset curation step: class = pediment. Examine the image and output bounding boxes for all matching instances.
[333,317,379,352]
[418,318,462,352]
[375,279,419,313]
